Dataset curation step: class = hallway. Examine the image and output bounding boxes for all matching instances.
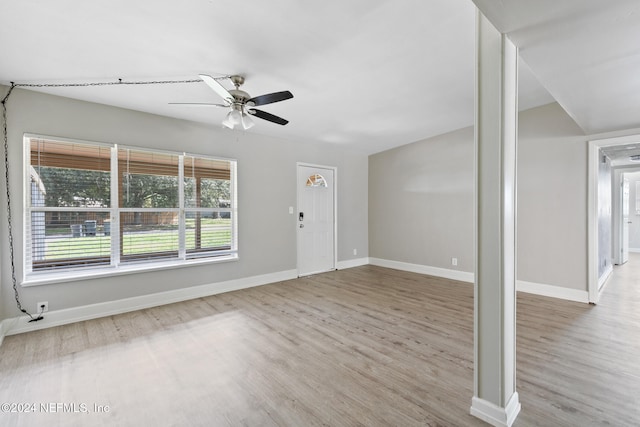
[515,253,640,425]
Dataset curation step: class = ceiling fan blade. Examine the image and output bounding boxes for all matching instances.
[199,74,234,103]
[249,109,289,125]
[169,102,228,107]
[248,91,293,106]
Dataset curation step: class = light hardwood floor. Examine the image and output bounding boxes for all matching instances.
[1,258,639,426]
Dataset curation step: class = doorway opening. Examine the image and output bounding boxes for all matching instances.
[613,170,640,265]
[589,134,640,303]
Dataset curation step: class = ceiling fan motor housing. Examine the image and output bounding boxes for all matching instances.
[229,75,252,111]
[229,89,251,104]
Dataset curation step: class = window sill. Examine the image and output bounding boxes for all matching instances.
[21,254,239,287]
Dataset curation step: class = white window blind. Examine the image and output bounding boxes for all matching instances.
[183,155,235,259]
[28,138,112,271]
[25,136,237,278]
[119,147,180,263]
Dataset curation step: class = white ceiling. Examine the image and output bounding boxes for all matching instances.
[1,1,638,154]
[473,0,640,136]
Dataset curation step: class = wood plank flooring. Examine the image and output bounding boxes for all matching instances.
[0,258,639,426]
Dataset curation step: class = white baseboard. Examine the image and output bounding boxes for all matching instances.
[0,260,373,343]
[3,269,298,338]
[337,257,370,270]
[0,258,590,344]
[470,393,521,427]
[598,264,613,290]
[0,317,17,347]
[369,258,590,303]
[629,248,640,253]
[369,257,474,283]
[516,280,589,303]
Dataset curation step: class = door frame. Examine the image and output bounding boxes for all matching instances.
[296,162,338,276]
[588,134,640,303]
[614,168,640,261]
[613,174,630,265]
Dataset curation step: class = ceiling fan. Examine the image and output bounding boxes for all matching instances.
[170,74,293,130]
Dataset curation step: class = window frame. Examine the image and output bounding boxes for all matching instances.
[23,134,238,286]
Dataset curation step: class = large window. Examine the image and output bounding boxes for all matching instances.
[25,135,237,281]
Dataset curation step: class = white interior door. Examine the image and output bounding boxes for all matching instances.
[297,164,335,276]
[622,178,630,264]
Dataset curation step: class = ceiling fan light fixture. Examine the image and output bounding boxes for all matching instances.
[222,109,243,129]
[222,111,235,129]
[229,109,242,125]
[241,112,255,130]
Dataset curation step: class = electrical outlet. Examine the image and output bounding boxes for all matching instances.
[353,248,357,256]
[451,258,458,266]
[37,301,49,313]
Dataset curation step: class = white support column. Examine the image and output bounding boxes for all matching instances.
[470,11,521,427]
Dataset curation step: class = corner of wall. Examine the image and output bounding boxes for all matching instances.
[336,257,369,270]
[369,258,590,303]
[0,317,17,347]
[369,258,474,283]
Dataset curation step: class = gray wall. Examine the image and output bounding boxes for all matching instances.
[0,87,369,320]
[517,103,588,290]
[369,102,589,291]
[369,126,475,271]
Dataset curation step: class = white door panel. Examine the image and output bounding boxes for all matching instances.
[297,165,335,276]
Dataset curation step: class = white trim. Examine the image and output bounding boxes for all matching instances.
[598,263,613,289]
[516,280,589,303]
[4,269,297,338]
[0,318,17,347]
[336,257,369,270]
[587,139,600,303]
[111,144,120,266]
[22,254,239,287]
[629,248,640,253]
[473,9,480,401]
[470,393,521,427]
[369,257,474,283]
[598,263,613,291]
[369,257,590,303]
